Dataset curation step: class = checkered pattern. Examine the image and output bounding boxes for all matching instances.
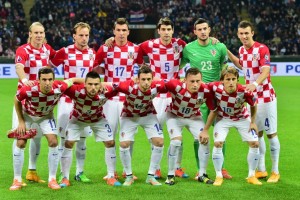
[15,43,56,89]
[96,42,141,101]
[209,82,256,121]
[239,42,276,104]
[139,38,186,98]
[64,84,116,123]
[115,80,167,117]
[165,79,215,118]
[16,80,69,117]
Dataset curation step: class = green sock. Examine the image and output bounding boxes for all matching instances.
[193,141,200,169]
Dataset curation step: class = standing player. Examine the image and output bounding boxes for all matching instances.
[14,22,56,184]
[51,22,97,183]
[59,71,121,187]
[227,20,280,183]
[164,68,215,185]
[96,18,142,180]
[115,66,166,186]
[10,68,82,190]
[138,17,187,179]
[203,67,261,186]
[180,18,231,179]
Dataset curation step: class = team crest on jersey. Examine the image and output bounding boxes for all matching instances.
[196,98,204,105]
[16,56,22,62]
[253,54,259,61]
[235,97,242,107]
[173,45,179,54]
[265,54,269,61]
[128,51,134,60]
[89,53,94,60]
[211,49,217,57]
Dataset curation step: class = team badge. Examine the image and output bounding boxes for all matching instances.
[128,51,134,60]
[173,45,179,54]
[235,97,242,107]
[196,98,204,105]
[211,49,216,57]
[253,53,259,61]
[89,53,94,60]
[16,56,22,62]
[265,54,270,61]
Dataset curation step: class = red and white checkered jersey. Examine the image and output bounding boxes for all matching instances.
[165,79,215,118]
[96,41,142,101]
[238,41,276,104]
[51,44,97,103]
[15,43,56,89]
[209,82,256,121]
[16,80,69,117]
[139,38,186,97]
[64,84,117,123]
[114,80,167,117]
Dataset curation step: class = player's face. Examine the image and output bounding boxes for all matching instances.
[113,24,129,44]
[194,23,210,42]
[222,73,238,94]
[74,27,90,49]
[158,25,173,44]
[237,26,254,48]
[29,25,45,46]
[39,73,54,94]
[185,73,202,93]
[85,78,101,97]
[137,73,153,92]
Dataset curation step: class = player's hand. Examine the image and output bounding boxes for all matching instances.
[249,122,258,135]
[16,122,26,136]
[105,37,114,48]
[199,130,209,145]
[210,37,220,45]
[245,83,256,92]
[22,80,35,87]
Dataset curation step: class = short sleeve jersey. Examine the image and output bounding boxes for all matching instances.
[238,41,276,104]
[51,44,97,79]
[64,84,117,123]
[16,80,69,117]
[182,39,228,83]
[96,41,141,101]
[139,38,186,98]
[115,80,167,117]
[208,82,256,121]
[15,43,56,89]
[165,79,215,118]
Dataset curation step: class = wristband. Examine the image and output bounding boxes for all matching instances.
[21,78,28,84]
[253,81,258,87]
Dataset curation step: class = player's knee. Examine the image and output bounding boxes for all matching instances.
[17,139,27,148]
[214,141,223,148]
[249,141,259,148]
[152,138,164,147]
[267,133,277,139]
[120,141,130,148]
[258,131,264,137]
[65,140,75,148]
[104,140,115,148]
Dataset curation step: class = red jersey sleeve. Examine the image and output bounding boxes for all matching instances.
[15,47,29,66]
[95,45,106,66]
[259,45,271,67]
[50,47,66,67]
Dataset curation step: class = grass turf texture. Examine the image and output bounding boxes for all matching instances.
[0,77,300,200]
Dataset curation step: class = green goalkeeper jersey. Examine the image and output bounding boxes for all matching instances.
[181,38,228,83]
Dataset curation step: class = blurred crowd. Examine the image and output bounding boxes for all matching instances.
[0,0,299,58]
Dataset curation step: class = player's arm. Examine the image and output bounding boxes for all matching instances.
[246,66,270,92]
[50,47,65,68]
[199,109,217,144]
[64,78,85,87]
[179,47,189,69]
[15,63,35,86]
[249,104,258,134]
[14,97,26,135]
[227,49,242,69]
[105,37,115,48]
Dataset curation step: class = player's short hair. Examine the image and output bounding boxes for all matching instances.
[220,66,239,80]
[157,17,174,29]
[238,20,254,32]
[113,18,129,30]
[85,71,101,82]
[185,67,202,78]
[194,18,210,30]
[138,64,153,78]
[38,67,55,79]
[27,22,47,44]
[73,22,91,34]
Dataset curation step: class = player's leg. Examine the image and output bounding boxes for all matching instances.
[119,117,137,186]
[212,119,230,186]
[93,118,121,186]
[265,100,280,183]
[41,117,61,190]
[59,118,82,187]
[165,114,183,185]
[144,114,164,186]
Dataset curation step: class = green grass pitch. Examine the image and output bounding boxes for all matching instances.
[0,77,300,200]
